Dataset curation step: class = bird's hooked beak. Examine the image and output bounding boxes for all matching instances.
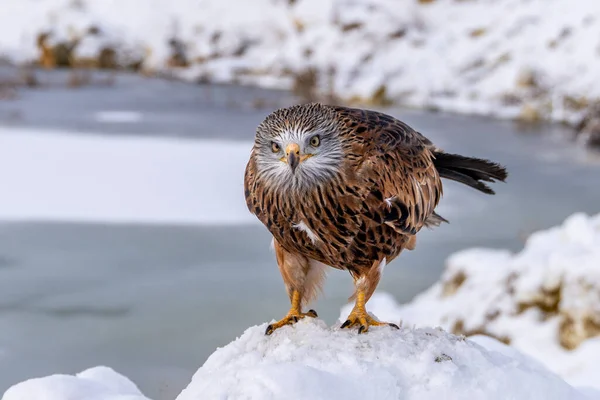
[283,143,313,174]
[285,143,300,173]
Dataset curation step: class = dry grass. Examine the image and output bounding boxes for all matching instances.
[518,103,542,123]
[371,84,392,106]
[517,286,561,317]
[559,314,600,350]
[516,68,539,89]
[340,22,363,32]
[449,272,600,351]
[293,18,305,33]
[575,101,600,149]
[35,29,147,72]
[292,67,319,103]
[469,27,487,38]
[563,95,589,111]
[451,320,512,345]
[442,271,467,297]
[167,38,189,68]
[388,28,407,40]
[434,353,452,363]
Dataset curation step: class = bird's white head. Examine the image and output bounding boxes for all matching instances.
[253,103,345,191]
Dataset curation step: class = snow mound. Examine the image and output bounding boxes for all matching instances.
[340,212,600,390]
[176,318,594,400]
[2,366,150,400]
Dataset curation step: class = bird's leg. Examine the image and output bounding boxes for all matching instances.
[341,263,400,334]
[265,239,324,335]
[265,290,318,335]
[340,289,391,333]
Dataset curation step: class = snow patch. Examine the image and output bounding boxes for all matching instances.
[0,127,255,225]
[176,318,596,400]
[341,212,600,390]
[94,111,143,123]
[2,366,150,400]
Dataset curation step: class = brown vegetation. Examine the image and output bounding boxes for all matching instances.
[451,320,511,345]
[469,28,487,38]
[559,314,600,350]
[575,102,600,149]
[442,271,467,297]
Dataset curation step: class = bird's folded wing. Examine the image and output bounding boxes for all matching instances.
[334,106,443,235]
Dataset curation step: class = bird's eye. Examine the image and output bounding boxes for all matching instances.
[271,142,280,153]
[310,135,321,147]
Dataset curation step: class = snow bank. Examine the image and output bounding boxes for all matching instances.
[7,321,598,400]
[176,318,596,400]
[340,212,600,390]
[2,0,600,124]
[0,127,255,225]
[2,366,150,400]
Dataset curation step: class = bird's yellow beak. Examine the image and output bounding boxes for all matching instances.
[281,143,313,174]
[285,143,300,173]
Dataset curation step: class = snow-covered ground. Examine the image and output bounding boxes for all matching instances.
[2,366,150,400]
[3,212,600,399]
[341,212,600,390]
[158,319,598,399]
[0,127,254,224]
[2,0,600,124]
[8,321,595,400]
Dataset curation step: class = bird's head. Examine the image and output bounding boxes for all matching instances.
[253,103,344,190]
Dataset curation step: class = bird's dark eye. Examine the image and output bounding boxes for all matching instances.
[310,135,321,147]
[271,142,280,153]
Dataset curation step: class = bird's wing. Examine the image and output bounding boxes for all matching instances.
[244,149,265,220]
[332,106,443,235]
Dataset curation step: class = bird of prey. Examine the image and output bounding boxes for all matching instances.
[244,103,507,335]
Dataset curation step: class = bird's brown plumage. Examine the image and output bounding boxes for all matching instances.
[244,103,507,333]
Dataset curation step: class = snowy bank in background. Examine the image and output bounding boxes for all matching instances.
[3,0,600,131]
[340,212,600,389]
[2,366,150,400]
[176,318,597,400]
[0,127,255,225]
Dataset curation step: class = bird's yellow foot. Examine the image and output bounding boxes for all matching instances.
[265,309,318,335]
[340,308,399,334]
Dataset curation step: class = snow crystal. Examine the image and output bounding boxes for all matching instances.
[341,212,600,390]
[176,318,595,400]
[2,366,150,400]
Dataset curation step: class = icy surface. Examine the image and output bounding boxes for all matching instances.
[2,0,600,122]
[0,127,255,224]
[340,212,600,390]
[2,366,150,400]
[176,318,597,400]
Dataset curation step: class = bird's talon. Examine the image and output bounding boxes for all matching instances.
[342,308,397,333]
[264,309,320,335]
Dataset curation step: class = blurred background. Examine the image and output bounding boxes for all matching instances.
[1,0,599,399]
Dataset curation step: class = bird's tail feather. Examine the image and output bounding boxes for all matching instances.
[433,152,507,195]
